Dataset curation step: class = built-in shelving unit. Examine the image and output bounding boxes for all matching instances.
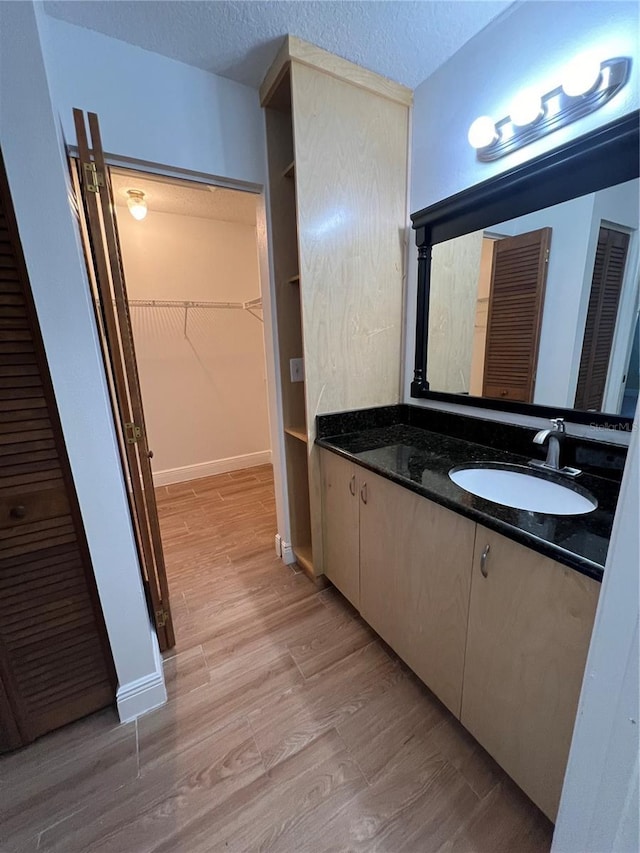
[284,425,308,443]
[261,36,411,581]
[264,67,313,574]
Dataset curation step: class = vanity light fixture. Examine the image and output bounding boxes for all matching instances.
[468,55,631,162]
[467,116,499,149]
[127,189,148,221]
[509,89,544,128]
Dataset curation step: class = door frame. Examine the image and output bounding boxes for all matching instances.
[66,146,290,565]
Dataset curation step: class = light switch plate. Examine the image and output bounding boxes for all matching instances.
[290,357,304,383]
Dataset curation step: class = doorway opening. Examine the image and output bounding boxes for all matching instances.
[71,111,278,654]
[110,168,271,490]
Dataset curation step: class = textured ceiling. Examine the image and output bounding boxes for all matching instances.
[43,0,512,89]
[111,170,257,225]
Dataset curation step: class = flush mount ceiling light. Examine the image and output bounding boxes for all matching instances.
[468,55,631,162]
[126,189,148,221]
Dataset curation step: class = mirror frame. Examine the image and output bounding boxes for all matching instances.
[410,110,640,427]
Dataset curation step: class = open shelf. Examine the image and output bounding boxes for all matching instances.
[293,543,313,575]
[284,425,308,443]
[282,160,295,179]
[288,275,300,284]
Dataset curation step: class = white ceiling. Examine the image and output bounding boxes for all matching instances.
[111,170,257,225]
[43,0,512,89]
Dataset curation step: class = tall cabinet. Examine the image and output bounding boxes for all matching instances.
[261,37,411,576]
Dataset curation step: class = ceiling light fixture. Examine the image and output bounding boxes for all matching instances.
[127,189,148,221]
[468,55,630,162]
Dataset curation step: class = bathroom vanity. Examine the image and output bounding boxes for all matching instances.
[316,405,624,821]
[315,113,637,824]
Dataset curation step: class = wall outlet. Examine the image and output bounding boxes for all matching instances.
[289,357,304,383]
[274,533,282,557]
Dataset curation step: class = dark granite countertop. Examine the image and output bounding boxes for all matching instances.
[317,419,623,582]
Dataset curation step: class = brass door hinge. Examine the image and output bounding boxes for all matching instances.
[83,161,105,194]
[124,422,142,444]
[156,609,169,628]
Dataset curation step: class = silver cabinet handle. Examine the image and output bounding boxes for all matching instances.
[349,474,356,496]
[360,482,368,505]
[480,543,490,578]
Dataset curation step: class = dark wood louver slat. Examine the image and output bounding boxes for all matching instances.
[0,152,115,751]
[482,228,551,403]
[575,227,630,411]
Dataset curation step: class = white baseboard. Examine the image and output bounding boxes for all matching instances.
[116,625,167,723]
[281,541,296,565]
[153,450,272,486]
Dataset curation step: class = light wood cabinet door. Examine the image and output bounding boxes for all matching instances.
[461,526,600,821]
[320,450,360,608]
[359,470,475,717]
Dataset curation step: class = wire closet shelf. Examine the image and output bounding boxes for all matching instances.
[126,297,264,336]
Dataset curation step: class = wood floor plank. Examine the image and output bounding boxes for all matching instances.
[336,672,449,784]
[0,720,137,848]
[0,463,552,853]
[38,718,264,853]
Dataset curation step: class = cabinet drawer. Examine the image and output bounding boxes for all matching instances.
[0,485,70,531]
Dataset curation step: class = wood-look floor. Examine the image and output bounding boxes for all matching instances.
[0,465,554,853]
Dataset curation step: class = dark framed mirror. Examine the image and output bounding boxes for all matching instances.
[411,111,640,427]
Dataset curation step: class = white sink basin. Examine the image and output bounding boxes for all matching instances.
[449,464,597,515]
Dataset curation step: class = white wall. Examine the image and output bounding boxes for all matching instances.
[117,209,271,481]
[38,14,266,187]
[0,1,165,720]
[405,0,640,433]
[553,403,639,852]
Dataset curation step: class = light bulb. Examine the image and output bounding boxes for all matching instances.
[509,89,543,127]
[562,56,602,97]
[127,190,147,221]
[468,116,498,150]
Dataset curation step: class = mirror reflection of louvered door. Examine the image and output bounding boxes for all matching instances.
[0,151,116,752]
[482,228,551,404]
[574,227,630,411]
[71,110,175,651]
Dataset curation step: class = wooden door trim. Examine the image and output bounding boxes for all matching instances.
[86,113,174,647]
[72,110,174,649]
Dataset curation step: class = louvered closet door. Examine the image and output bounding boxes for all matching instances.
[482,228,551,403]
[574,227,630,411]
[0,151,115,751]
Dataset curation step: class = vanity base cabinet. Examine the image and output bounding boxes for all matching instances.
[320,451,359,608]
[461,526,600,821]
[359,469,475,718]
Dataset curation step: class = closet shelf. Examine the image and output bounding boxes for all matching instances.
[287,275,300,284]
[282,160,295,179]
[284,426,308,443]
[128,298,262,311]
[126,297,264,335]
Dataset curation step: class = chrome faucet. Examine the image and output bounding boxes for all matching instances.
[529,418,581,478]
